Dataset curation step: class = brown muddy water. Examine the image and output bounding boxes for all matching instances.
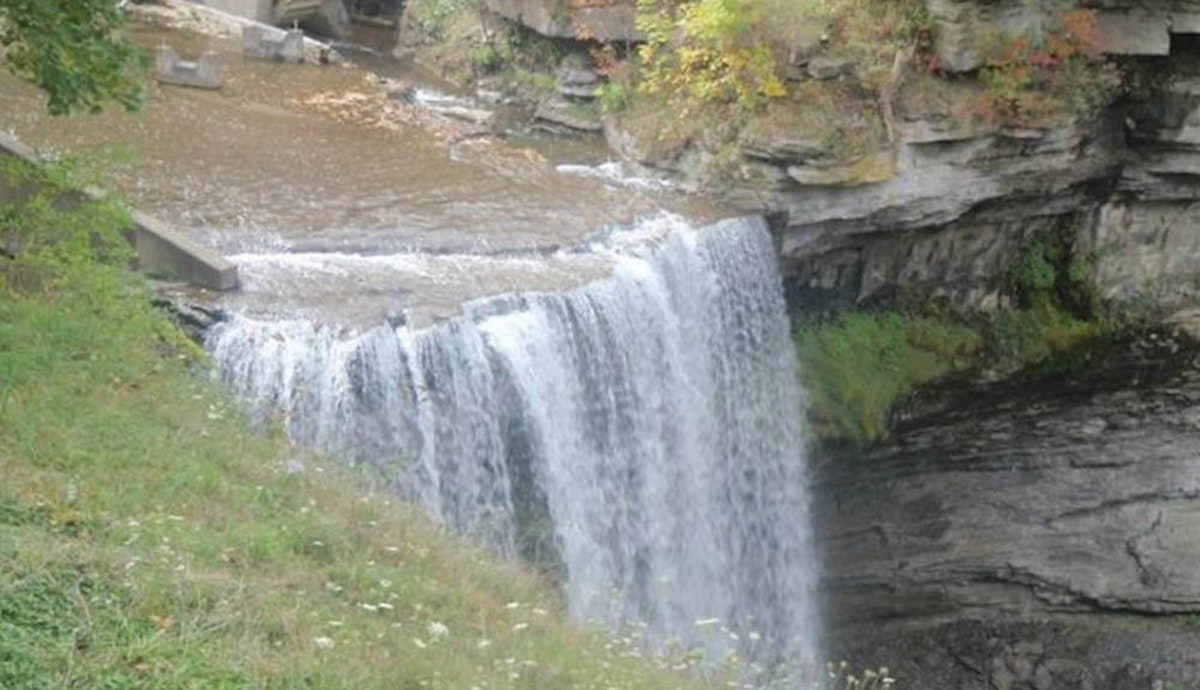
[0,22,718,327]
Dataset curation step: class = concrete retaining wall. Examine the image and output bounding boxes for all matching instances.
[0,131,238,291]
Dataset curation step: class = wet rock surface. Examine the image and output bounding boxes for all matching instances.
[815,336,1200,689]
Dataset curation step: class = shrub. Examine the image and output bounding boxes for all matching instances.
[636,0,787,113]
[971,10,1121,125]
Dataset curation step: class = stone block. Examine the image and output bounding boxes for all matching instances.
[243,26,305,62]
[155,45,223,89]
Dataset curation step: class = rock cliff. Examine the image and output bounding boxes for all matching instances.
[758,24,1200,318]
[815,335,1200,689]
[591,3,1200,317]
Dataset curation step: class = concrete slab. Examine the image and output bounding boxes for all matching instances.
[243,26,305,62]
[156,45,223,89]
[0,130,238,291]
[191,0,273,23]
[129,210,239,289]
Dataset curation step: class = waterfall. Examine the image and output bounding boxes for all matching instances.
[207,214,819,671]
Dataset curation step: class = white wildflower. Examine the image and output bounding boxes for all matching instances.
[313,636,335,650]
[413,638,427,649]
[512,622,529,632]
[427,621,449,639]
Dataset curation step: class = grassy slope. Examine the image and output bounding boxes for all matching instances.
[0,264,695,689]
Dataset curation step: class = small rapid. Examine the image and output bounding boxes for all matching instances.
[206,214,819,670]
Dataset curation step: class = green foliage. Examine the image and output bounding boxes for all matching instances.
[990,226,1109,371]
[1008,224,1099,318]
[597,80,632,113]
[794,312,981,443]
[469,40,504,72]
[0,157,134,295]
[792,224,1120,445]
[405,0,478,40]
[0,0,145,115]
[1013,239,1058,300]
[636,0,787,113]
[985,304,1103,372]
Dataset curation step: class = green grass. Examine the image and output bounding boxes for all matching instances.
[0,251,700,687]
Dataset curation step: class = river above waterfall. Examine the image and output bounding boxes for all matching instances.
[0,23,717,326]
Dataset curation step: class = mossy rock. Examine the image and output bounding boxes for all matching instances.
[787,151,895,186]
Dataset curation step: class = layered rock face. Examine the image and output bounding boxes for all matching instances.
[477,0,1200,315]
[767,116,1124,311]
[764,23,1200,315]
[1085,34,1200,307]
[815,338,1200,689]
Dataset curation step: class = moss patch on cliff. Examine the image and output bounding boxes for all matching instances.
[793,305,1119,445]
[795,312,981,443]
[795,225,1128,445]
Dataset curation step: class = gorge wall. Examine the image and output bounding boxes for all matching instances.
[716,21,1200,685]
[815,335,1200,689]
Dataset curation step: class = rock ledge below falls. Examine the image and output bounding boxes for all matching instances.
[815,334,1200,689]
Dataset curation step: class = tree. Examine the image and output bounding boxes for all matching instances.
[0,0,144,115]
